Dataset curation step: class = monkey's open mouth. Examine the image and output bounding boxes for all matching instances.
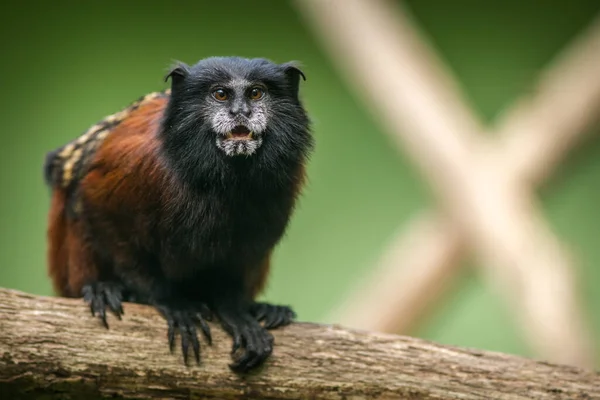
[216,125,262,156]
[226,125,253,140]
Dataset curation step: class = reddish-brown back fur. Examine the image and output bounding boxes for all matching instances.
[47,189,70,296]
[47,189,100,297]
[83,98,166,212]
[46,96,168,298]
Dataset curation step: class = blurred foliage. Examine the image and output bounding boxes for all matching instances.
[0,0,598,365]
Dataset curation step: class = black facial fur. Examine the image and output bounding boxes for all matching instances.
[160,56,313,188]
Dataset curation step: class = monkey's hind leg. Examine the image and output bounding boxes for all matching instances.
[66,221,125,329]
[250,302,296,329]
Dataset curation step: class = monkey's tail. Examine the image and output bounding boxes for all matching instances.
[43,148,61,187]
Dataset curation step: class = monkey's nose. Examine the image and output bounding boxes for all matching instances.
[229,101,252,118]
[230,108,252,118]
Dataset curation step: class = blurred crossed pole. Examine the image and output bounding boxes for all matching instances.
[293,0,600,367]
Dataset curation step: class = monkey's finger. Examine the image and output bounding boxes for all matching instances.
[82,285,94,304]
[217,311,245,355]
[166,319,176,353]
[103,287,123,319]
[82,285,96,316]
[183,314,200,364]
[230,322,272,372]
[230,326,243,355]
[84,298,96,318]
[278,306,293,327]
[265,313,284,330]
[287,307,297,320]
[269,305,296,328]
[263,308,279,329]
[245,328,273,370]
[94,295,109,329]
[276,308,290,327]
[191,333,200,365]
[254,303,268,321]
[229,326,258,372]
[98,310,108,329]
[181,330,190,366]
[231,333,242,355]
[153,304,178,354]
[196,315,212,345]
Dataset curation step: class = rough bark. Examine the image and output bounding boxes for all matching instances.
[0,288,598,399]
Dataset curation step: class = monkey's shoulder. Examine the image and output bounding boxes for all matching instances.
[44,89,170,191]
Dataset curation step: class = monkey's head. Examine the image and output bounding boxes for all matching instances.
[160,56,313,185]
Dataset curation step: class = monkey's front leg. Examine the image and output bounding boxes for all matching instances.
[148,297,213,365]
[81,281,126,328]
[215,298,275,372]
[113,263,213,365]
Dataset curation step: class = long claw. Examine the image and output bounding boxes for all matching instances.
[197,316,212,345]
[189,326,200,364]
[104,286,124,320]
[181,326,190,365]
[167,318,176,353]
[231,324,242,355]
[82,282,125,329]
[218,308,275,373]
[98,303,108,329]
[154,302,212,366]
[183,314,200,365]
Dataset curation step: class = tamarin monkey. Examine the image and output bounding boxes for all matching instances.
[43,57,314,372]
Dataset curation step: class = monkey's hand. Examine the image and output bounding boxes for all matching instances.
[154,301,213,366]
[82,281,126,329]
[250,302,296,329]
[216,301,275,373]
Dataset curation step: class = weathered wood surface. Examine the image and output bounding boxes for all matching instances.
[0,288,598,399]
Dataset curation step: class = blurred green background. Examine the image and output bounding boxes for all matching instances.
[1,0,599,366]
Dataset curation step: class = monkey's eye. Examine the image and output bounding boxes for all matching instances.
[249,87,265,100]
[213,88,228,101]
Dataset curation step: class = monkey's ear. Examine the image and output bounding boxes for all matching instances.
[281,61,306,98]
[164,62,190,89]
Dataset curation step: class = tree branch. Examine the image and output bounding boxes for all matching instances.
[0,288,598,399]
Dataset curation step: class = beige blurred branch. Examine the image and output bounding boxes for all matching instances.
[328,11,600,336]
[293,0,598,367]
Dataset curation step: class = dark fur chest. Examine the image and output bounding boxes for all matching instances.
[158,173,297,276]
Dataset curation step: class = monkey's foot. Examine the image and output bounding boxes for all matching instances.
[216,304,275,373]
[250,302,296,329]
[81,281,125,329]
[154,302,212,366]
